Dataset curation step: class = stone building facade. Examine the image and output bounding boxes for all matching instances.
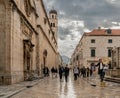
[71,28,120,68]
[0,0,59,85]
[112,47,120,68]
[110,47,120,77]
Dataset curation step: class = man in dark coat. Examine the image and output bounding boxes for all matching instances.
[51,67,55,78]
[96,59,105,82]
[59,65,64,81]
[64,65,69,82]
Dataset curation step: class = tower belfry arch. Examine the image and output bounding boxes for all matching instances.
[49,8,58,41]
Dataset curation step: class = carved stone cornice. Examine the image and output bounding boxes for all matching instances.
[23,39,35,52]
[10,0,38,35]
[21,17,33,38]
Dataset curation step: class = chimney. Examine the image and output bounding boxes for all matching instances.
[98,26,101,30]
[105,28,112,34]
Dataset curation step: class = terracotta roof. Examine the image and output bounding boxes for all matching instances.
[85,29,120,36]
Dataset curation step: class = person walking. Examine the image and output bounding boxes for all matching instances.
[81,66,86,78]
[90,63,96,77]
[73,65,79,80]
[54,67,58,78]
[59,65,64,82]
[43,66,49,77]
[77,67,80,77]
[64,65,69,82]
[51,67,55,78]
[96,59,106,86]
[86,67,90,77]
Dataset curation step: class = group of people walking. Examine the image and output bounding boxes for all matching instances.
[73,59,108,83]
[43,59,108,85]
[51,67,58,78]
[43,65,70,82]
[59,65,70,82]
[73,65,95,80]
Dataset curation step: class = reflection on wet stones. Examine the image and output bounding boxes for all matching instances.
[9,74,120,98]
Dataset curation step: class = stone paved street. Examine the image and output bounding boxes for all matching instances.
[0,79,43,98]
[6,73,120,98]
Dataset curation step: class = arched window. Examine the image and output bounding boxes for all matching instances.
[52,15,54,18]
[51,23,52,27]
[43,49,48,57]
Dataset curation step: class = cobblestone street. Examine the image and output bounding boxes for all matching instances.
[3,73,119,98]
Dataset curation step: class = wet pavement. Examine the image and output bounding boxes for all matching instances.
[0,79,43,98]
[0,73,120,98]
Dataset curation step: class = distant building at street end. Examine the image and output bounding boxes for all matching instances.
[71,28,120,68]
[62,55,70,65]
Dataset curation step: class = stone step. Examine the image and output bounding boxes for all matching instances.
[105,77,120,83]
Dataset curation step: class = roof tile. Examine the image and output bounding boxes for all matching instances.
[85,29,120,36]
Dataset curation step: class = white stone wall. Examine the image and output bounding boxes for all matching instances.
[81,35,120,67]
[112,47,120,68]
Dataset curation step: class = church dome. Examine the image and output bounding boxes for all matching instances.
[49,9,57,14]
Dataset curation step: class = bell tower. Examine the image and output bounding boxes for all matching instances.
[49,8,58,41]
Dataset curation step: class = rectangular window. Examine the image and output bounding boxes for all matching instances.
[108,39,112,43]
[91,39,95,43]
[108,49,112,57]
[91,49,95,57]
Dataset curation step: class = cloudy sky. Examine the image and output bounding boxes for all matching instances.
[43,0,120,58]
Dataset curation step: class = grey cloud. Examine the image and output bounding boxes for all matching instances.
[43,0,120,57]
[48,0,120,29]
[58,27,72,40]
